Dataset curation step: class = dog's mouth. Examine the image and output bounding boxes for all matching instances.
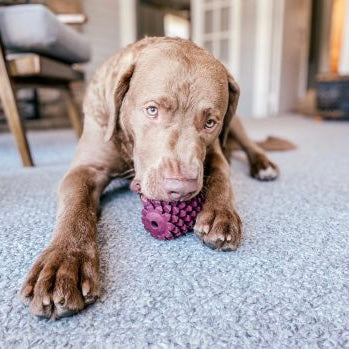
[130,178,200,202]
[139,193,147,203]
[138,191,198,203]
[130,178,141,193]
[130,179,150,202]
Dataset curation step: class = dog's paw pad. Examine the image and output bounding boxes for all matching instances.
[194,207,242,251]
[255,165,278,181]
[20,246,100,319]
[251,154,279,181]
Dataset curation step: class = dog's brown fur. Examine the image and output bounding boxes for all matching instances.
[20,37,281,319]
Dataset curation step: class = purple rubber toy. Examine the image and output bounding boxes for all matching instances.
[140,193,205,240]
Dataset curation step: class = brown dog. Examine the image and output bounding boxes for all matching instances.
[20,37,279,319]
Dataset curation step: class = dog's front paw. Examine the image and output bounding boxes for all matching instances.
[194,206,242,251]
[250,153,279,181]
[20,243,100,319]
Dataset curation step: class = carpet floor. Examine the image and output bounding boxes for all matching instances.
[0,115,348,348]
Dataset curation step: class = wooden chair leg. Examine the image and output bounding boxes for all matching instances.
[63,87,83,138]
[0,47,33,166]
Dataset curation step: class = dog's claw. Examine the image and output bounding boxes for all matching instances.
[194,207,242,251]
[20,245,100,319]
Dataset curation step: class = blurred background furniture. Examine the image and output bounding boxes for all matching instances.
[0,3,90,166]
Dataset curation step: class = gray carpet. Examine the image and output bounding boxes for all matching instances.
[0,115,348,348]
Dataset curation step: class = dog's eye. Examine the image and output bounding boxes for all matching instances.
[205,119,216,129]
[145,106,158,118]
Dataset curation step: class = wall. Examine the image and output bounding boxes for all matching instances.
[82,0,121,81]
[339,0,349,73]
[137,2,165,39]
[279,0,311,113]
[307,0,333,88]
[237,0,256,116]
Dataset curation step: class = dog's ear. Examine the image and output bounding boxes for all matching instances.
[104,57,136,142]
[219,73,240,148]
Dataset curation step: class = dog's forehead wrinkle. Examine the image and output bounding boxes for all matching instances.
[133,63,225,114]
[165,79,220,115]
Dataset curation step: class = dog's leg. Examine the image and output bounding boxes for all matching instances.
[19,165,109,319]
[228,116,279,181]
[194,141,242,251]
[19,125,125,319]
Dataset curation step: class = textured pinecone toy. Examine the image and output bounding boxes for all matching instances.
[140,193,205,240]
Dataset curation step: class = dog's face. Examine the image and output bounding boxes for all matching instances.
[109,40,239,201]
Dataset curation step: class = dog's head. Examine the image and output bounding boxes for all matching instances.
[105,38,239,201]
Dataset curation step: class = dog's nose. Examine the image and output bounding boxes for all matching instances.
[163,178,199,200]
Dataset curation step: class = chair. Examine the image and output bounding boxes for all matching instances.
[0,4,90,166]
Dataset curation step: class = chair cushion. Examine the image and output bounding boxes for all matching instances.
[0,5,91,64]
